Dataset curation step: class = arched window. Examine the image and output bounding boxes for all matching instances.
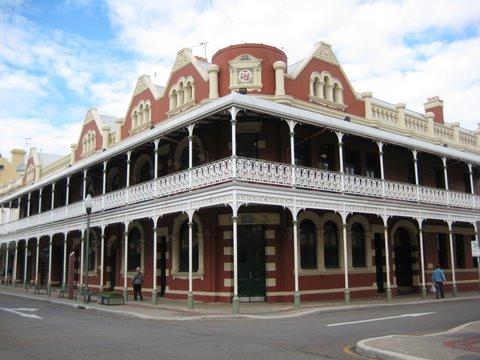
[133,110,138,128]
[351,223,366,267]
[323,76,330,100]
[127,227,142,272]
[300,220,317,269]
[333,83,338,103]
[179,221,198,272]
[324,221,339,268]
[170,90,177,110]
[145,104,150,124]
[184,82,192,102]
[138,104,144,126]
[312,77,320,97]
[178,82,184,105]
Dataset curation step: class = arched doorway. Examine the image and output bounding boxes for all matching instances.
[394,227,413,293]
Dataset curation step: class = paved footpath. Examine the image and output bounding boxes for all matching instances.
[356,321,480,360]
[1,286,479,321]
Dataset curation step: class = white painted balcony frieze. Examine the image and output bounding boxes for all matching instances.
[1,156,479,236]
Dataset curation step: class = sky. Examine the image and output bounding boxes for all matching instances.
[1,0,480,158]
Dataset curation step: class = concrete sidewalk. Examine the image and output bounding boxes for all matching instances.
[0,286,479,321]
[356,321,480,360]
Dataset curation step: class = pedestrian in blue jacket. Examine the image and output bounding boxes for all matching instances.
[432,264,446,299]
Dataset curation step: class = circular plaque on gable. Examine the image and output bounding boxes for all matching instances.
[238,69,253,83]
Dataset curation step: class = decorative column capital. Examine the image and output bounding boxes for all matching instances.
[231,216,238,222]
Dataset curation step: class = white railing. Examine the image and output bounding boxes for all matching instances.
[1,157,479,235]
[434,123,454,141]
[237,157,291,186]
[384,180,417,202]
[295,165,342,192]
[405,114,428,133]
[372,104,398,125]
[344,173,383,197]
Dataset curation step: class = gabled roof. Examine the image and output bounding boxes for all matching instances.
[163,48,210,91]
[286,41,361,100]
[132,75,164,99]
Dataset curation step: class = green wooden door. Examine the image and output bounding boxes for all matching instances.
[238,225,265,300]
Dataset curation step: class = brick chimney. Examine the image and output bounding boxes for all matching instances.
[423,96,444,124]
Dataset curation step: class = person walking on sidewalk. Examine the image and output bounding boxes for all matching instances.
[432,264,446,299]
[131,267,144,301]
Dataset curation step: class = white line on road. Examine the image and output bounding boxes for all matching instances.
[325,312,435,327]
[0,307,43,319]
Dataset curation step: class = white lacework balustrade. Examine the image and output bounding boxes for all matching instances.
[192,158,232,188]
[418,186,448,206]
[1,156,480,236]
[448,190,476,208]
[344,174,383,197]
[385,181,417,202]
[295,166,342,192]
[237,157,291,186]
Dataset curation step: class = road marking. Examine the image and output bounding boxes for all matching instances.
[0,307,43,319]
[325,312,435,327]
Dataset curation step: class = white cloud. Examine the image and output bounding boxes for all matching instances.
[0,116,81,158]
[1,0,480,160]
[106,0,480,130]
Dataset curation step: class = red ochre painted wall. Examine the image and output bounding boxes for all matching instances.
[212,43,287,97]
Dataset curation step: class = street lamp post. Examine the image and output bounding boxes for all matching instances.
[83,194,92,303]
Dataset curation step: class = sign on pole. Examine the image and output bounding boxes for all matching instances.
[472,240,480,257]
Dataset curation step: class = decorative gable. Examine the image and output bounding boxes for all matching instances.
[312,41,339,65]
[229,54,263,91]
[172,48,193,72]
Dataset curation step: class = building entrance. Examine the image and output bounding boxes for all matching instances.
[394,228,413,293]
[238,225,265,301]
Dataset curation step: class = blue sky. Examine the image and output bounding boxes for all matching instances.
[1,0,480,157]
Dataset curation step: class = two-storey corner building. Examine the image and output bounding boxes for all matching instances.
[0,42,479,311]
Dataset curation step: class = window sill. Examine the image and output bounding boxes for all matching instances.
[299,267,374,275]
[171,270,204,280]
[80,149,97,158]
[130,121,152,135]
[308,95,347,111]
[166,99,196,117]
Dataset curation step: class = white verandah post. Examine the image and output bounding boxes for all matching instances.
[382,216,392,302]
[12,242,18,287]
[417,219,427,298]
[377,141,385,197]
[99,226,105,293]
[447,221,457,296]
[232,212,239,313]
[412,150,420,202]
[152,224,158,305]
[187,210,195,309]
[123,223,129,301]
[47,236,52,293]
[23,239,28,288]
[62,233,67,292]
[341,213,350,305]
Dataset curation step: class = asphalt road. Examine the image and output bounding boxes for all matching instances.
[0,294,479,360]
